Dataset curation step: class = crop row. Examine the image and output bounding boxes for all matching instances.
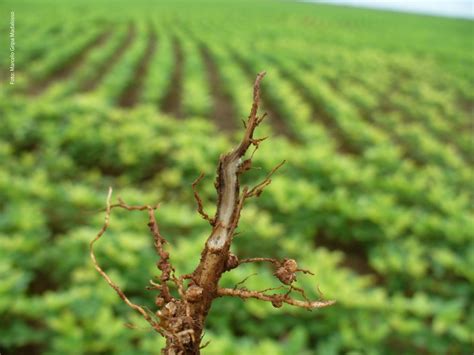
[14,20,89,70]
[168,28,468,217]
[92,23,149,104]
[269,54,471,188]
[186,39,473,230]
[206,41,472,223]
[10,19,472,179]
[175,30,212,117]
[139,24,174,107]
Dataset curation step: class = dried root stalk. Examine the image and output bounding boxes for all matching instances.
[90,72,335,355]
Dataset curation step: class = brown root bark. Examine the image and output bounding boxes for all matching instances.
[90,72,335,355]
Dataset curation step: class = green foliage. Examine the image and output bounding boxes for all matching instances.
[0,0,472,354]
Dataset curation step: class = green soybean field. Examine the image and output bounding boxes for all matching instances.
[0,0,472,354]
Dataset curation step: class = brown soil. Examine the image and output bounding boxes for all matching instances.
[314,229,384,284]
[200,45,238,132]
[161,38,183,118]
[80,23,136,92]
[27,270,59,295]
[118,29,157,108]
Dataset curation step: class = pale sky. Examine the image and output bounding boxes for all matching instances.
[306,0,474,19]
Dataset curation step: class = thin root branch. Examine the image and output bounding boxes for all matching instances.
[234,273,259,289]
[245,160,286,198]
[192,173,215,225]
[217,287,335,310]
[89,187,163,334]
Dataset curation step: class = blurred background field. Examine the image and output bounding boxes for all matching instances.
[0,0,473,354]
